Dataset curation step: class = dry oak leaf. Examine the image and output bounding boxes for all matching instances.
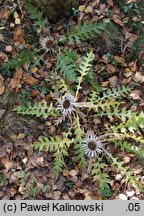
[14,11,19,19]
[69,169,78,177]
[0,146,7,159]
[0,75,5,95]
[78,5,86,12]
[101,81,109,87]
[133,72,144,83]
[129,61,137,72]
[10,69,23,89]
[31,67,38,73]
[0,52,7,64]
[109,76,118,87]
[0,109,5,118]
[130,90,141,100]
[126,0,137,4]
[10,78,21,89]
[112,14,123,26]
[23,73,38,85]
[1,8,10,19]
[5,45,13,52]
[13,28,25,47]
[15,18,21,25]
[107,0,113,6]
[107,65,116,73]
[114,56,125,65]
[84,6,93,13]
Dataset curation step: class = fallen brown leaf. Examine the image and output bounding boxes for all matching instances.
[78,5,86,12]
[126,0,137,4]
[0,109,5,118]
[0,146,7,159]
[9,69,23,89]
[0,76,5,95]
[130,90,141,100]
[107,65,116,73]
[23,74,38,85]
[116,194,128,200]
[129,61,137,72]
[107,0,113,6]
[109,76,117,87]
[84,6,93,13]
[101,81,109,87]
[14,69,23,79]
[114,56,125,65]
[133,72,144,83]
[13,28,25,47]
[5,45,13,52]
[1,8,10,19]
[10,78,21,89]
[69,169,78,177]
[53,191,61,200]
[112,14,123,26]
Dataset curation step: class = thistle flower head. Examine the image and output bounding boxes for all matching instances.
[82,134,103,158]
[39,36,54,49]
[57,94,76,118]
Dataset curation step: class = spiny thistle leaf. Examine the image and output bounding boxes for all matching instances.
[14,102,55,119]
[73,115,87,168]
[67,21,108,43]
[76,51,95,98]
[32,133,73,152]
[52,76,73,96]
[77,98,122,121]
[114,140,144,160]
[33,133,73,179]
[108,153,144,191]
[124,112,144,132]
[99,85,132,101]
[89,85,132,102]
[53,147,68,179]
[113,112,144,133]
[96,107,132,121]
[91,158,110,187]
[56,50,78,82]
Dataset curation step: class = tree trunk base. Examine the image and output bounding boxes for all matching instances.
[29,0,81,21]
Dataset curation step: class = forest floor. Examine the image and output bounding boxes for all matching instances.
[0,0,144,200]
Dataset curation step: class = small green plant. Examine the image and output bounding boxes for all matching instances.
[14,51,144,191]
[19,89,32,106]
[122,2,142,16]
[24,0,47,32]
[128,36,144,66]
[100,183,113,198]
[1,49,37,77]
[65,181,73,190]
[33,84,49,98]
[1,48,49,77]
[18,171,41,199]
[0,173,7,185]
[122,1,144,33]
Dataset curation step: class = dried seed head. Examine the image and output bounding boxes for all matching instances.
[57,94,76,118]
[82,134,103,158]
[39,36,54,49]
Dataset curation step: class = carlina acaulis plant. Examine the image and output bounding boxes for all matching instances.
[14,50,144,191]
